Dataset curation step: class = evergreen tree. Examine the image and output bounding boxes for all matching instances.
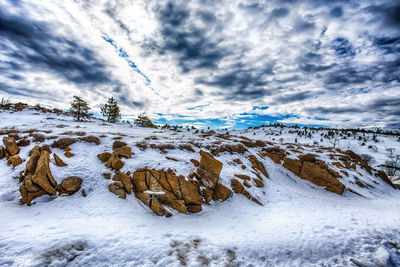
[134,113,156,128]
[70,96,92,122]
[100,97,121,122]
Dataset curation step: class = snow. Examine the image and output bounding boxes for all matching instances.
[1,109,400,266]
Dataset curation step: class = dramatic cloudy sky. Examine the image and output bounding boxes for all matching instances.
[0,0,399,128]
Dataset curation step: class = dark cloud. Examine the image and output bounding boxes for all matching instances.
[330,6,343,17]
[331,38,355,58]
[270,8,290,19]
[274,91,314,104]
[367,3,400,28]
[0,8,111,86]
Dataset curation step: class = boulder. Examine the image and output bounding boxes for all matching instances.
[114,146,132,159]
[8,155,22,167]
[133,171,148,192]
[105,152,124,171]
[283,158,302,176]
[196,165,219,189]
[31,150,57,195]
[64,151,74,158]
[57,176,82,195]
[97,152,111,163]
[234,174,250,180]
[213,183,232,201]
[199,150,223,177]
[231,179,244,193]
[25,146,41,175]
[112,140,127,150]
[3,136,19,156]
[179,176,202,205]
[187,204,202,213]
[190,159,200,167]
[54,153,67,167]
[109,182,126,199]
[113,172,132,194]
[0,146,4,159]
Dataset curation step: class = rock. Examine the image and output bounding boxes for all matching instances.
[19,185,46,206]
[133,171,148,192]
[187,204,202,213]
[114,146,132,159]
[25,146,41,176]
[243,181,251,188]
[64,146,72,152]
[165,171,182,199]
[57,176,82,195]
[8,155,22,167]
[135,192,151,205]
[31,150,57,195]
[54,153,67,167]
[196,165,219,189]
[81,189,87,197]
[3,136,19,156]
[0,146,4,159]
[150,196,167,216]
[253,178,264,187]
[201,188,213,203]
[64,151,74,158]
[109,182,127,199]
[213,183,232,201]
[179,176,202,205]
[199,150,223,177]
[234,174,250,180]
[105,152,124,171]
[232,158,243,165]
[299,154,317,162]
[8,132,19,140]
[97,152,111,163]
[190,159,200,167]
[103,173,111,179]
[231,179,244,193]
[113,172,132,194]
[283,158,302,176]
[376,170,396,189]
[299,161,345,195]
[158,191,187,214]
[248,155,269,178]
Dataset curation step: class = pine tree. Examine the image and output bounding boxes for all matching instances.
[134,113,156,128]
[70,96,92,122]
[100,97,121,123]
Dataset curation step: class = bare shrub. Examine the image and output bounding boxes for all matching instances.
[52,138,76,149]
[17,138,30,147]
[80,136,100,145]
[32,133,46,143]
[113,140,127,149]
[360,154,375,165]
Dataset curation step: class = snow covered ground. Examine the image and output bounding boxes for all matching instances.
[1,109,400,266]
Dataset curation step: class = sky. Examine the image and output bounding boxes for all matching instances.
[0,0,399,129]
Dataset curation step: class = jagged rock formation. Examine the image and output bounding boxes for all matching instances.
[19,146,57,205]
[3,136,19,157]
[54,153,67,167]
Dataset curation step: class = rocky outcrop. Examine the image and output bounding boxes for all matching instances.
[19,146,57,205]
[3,136,19,156]
[97,145,133,171]
[231,179,262,205]
[56,176,82,195]
[196,150,223,189]
[283,155,345,195]
[248,155,269,178]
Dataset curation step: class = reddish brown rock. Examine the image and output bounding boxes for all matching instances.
[376,170,396,189]
[135,192,150,205]
[114,146,132,159]
[97,152,111,163]
[248,155,269,178]
[243,181,251,188]
[113,172,132,194]
[19,185,46,206]
[253,178,264,187]
[199,150,223,176]
[54,153,67,167]
[105,152,124,171]
[57,176,82,195]
[31,150,57,195]
[190,159,200,167]
[234,174,251,180]
[201,188,213,203]
[0,146,5,159]
[8,155,22,167]
[213,183,232,201]
[103,173,111,179]
[187,204,202,213]
[133,171,148,192]
[109,182,126,199]
[64,151,74,158]
[3,136,19,156]
[179,176,202,205]
[231,179,244,193]
[299,154,317,162]
[283,158,302,176]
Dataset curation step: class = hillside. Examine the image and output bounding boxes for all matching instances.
[0,107,400,267]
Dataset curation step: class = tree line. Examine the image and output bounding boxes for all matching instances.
[70,95,155,127]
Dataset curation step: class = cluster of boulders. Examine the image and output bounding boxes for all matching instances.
[1,136,22,167]
[98,146,233,216]
[19,145,82,205]
[97,141,132,171]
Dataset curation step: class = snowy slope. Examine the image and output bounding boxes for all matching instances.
[1,109,400,267]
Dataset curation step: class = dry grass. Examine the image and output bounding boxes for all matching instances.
[144,136,158,140]
[17,138,30,147]
[42,144,52,153]
[136,141,148,150]
[210,143,248,156]
[179,144,195,152]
